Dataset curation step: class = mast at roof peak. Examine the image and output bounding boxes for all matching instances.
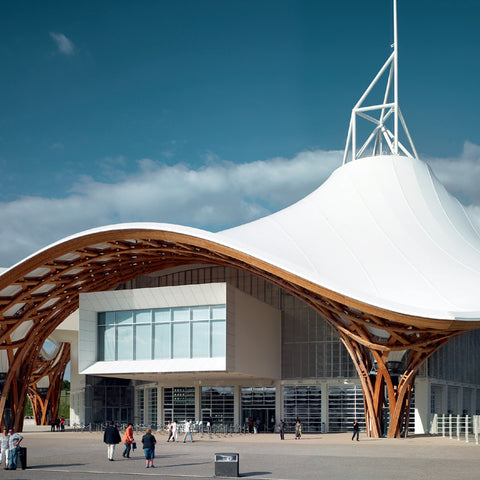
[342,0,418,164]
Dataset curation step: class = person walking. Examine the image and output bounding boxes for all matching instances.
[7,428,23,470]
[166,421,173,442]
[122,423,134,458]
[141,427,157,469]
[183,419,193,443]
[352,419,360,441]
[278,419,285,440]
[171,420,178,442]
[295,418,302,440]
[103,421,121,461]
[0,429,9,468]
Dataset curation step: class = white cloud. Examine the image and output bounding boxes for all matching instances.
[425,141,480,205]
[0,149,341,266]
[1,144,480,269]
[49,32,75,55]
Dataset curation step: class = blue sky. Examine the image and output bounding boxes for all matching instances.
[0,0,479,267]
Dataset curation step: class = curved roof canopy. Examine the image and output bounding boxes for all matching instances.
[1,154,480,329]
[221,154,480,321]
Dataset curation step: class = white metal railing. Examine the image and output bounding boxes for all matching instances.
[430,414,480,444]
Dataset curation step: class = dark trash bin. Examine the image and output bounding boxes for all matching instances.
[214,452,239,477]
[18,446,27,470]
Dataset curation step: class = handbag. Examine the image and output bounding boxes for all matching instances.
[132,441,137,450]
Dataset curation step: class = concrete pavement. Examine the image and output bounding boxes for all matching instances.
[5,427,480,480]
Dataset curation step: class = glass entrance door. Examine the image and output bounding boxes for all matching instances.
[241,387,276,433]
[242,408,275,433]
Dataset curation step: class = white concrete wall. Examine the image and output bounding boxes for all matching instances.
[414,377,429,434]
[228,286,281,379]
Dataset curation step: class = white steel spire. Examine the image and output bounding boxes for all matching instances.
[343,0,418,164]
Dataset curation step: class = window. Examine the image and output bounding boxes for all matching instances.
[97,305,226,361]
[202,387,234,425]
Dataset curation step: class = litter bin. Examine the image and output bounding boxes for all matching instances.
[214,452,239,477]
[18,446,27,470]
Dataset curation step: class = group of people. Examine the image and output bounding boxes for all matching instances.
[104,421,157,468]
[49,416,65,432]
[104,419,196,469]
[165,418,194,443]
[0,428,24,470]
[275,417,301,440]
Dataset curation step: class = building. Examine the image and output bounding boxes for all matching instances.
[1,1,480,436]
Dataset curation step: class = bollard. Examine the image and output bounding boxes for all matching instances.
[215,453,239,477]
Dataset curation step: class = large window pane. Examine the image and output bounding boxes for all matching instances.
[192,321,209,357]
[211,305,226,320]
[116,311,133,325]
[172,322,189,358]
[135,310,151,324]
[135,324,151,360]
[104,326,115,361]
[192,306,209,321]
[98,325,116,360]
[173,307,189,322]
[97,325,105,360]
[153,323,170,359]
[153,309,170,323]
[117,325,133,360]
[211,320,226,357]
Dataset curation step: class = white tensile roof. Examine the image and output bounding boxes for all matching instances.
[218,154,480,322]
[3,154,480,323]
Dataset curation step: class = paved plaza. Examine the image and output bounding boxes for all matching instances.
[4,426,480,480]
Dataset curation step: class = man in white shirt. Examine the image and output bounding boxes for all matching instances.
[183,419,193,443]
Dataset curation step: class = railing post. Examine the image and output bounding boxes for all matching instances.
[465,415,469,443]
[457,415,461,441]
[442,414,445,437]
[449,414,452,439]
[475,415,479,445]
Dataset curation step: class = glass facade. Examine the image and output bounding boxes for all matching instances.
[328,385,365,433]
[84,376,134,424]
[163,387,195,423]
[420,329,480,385]
[430,385,444,414]
[135,386,158,425]
[283,385,322,433]
[97,305,226,361]
[201,387,234,425]
[447,387,459,414]
[241,387,276,432]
